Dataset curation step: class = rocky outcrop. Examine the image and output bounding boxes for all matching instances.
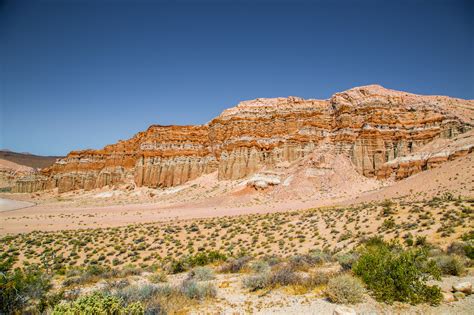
[377,130,474,180]
[13,85,474,193]
[0,159,35,190]
[246,172,282,190]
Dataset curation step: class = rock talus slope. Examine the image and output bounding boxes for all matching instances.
[14,85,474,193]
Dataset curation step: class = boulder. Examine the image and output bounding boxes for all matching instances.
[453,282,472,294]
[246,173,281,190]
[453,291,466,301]
[442,292,455,303]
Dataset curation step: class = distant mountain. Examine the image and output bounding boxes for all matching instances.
[0,150,62,169]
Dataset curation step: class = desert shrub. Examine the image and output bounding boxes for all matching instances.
[242,273,270,291]
[432,255,465,276]
[269,266,302,286]
[119,265,143,277]
[0,253,15,273]
[62,265,138,287]
[52,291,143,314]
[461,230,474,241]
[242,265,304,291]
[288,255,310,270]
[219,256,252,273]
[448,241,474,260]
[261,255,282,266]
[170,251,227,274]
[114,284,161,305]
[0,266,52,314]
[37,290,66,313]
[186,251,227,267]
[180,280,216,300]
[289,253,327,270]
[415,236,428,247]
[249,260,270,273]
[335,252,359,271]
[169,260,186,274]
[447,241,466,256]
[187,266,215,281]
[103,279,131,291]
[148,271,168,283]
[306,271,333,287]
[360,236,386,247]
[307,249,332,264]
[465,244,474,260]
[353,241,442,305]
[326,274,365,304]
[108,283,177,314]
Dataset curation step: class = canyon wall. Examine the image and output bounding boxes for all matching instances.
[14,85,473,193]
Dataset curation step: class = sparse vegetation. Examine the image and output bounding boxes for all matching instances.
[326,274,365,304]
[0,198,472,313]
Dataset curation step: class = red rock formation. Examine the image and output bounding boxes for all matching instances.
[377,129,474,180]
[13,85,473,193]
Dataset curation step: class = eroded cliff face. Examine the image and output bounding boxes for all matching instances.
[14,85,473,193]
[377,129,474,180]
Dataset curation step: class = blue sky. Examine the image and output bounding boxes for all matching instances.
[1,0,473,156]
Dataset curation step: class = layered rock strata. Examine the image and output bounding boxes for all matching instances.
[377,129,474,180]
[14,85,474,193]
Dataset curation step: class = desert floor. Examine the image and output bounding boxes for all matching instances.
[1,153,472,235]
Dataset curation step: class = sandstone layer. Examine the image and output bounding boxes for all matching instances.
[14,85,474,193]
[377,129,474,180]
[0,159,35,189]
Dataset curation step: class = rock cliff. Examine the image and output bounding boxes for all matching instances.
[377,129,474,180]
[14,85,474,193]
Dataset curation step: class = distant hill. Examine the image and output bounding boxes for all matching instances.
[0,150,62,169]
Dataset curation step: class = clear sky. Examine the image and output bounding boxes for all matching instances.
[1,0,473,156]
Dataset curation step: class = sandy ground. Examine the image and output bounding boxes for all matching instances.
[0,195,344,235]
[345,152,474,205]
[0,152,472,235]
[74,266,474,315]
[0,198,35,212]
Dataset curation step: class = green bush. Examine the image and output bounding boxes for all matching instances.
[326,274,365,304]
[186,251,227,267]
[353,241,442,305]
[52,292,144,314]
[0,266,52,314]
[170,251,227,274]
